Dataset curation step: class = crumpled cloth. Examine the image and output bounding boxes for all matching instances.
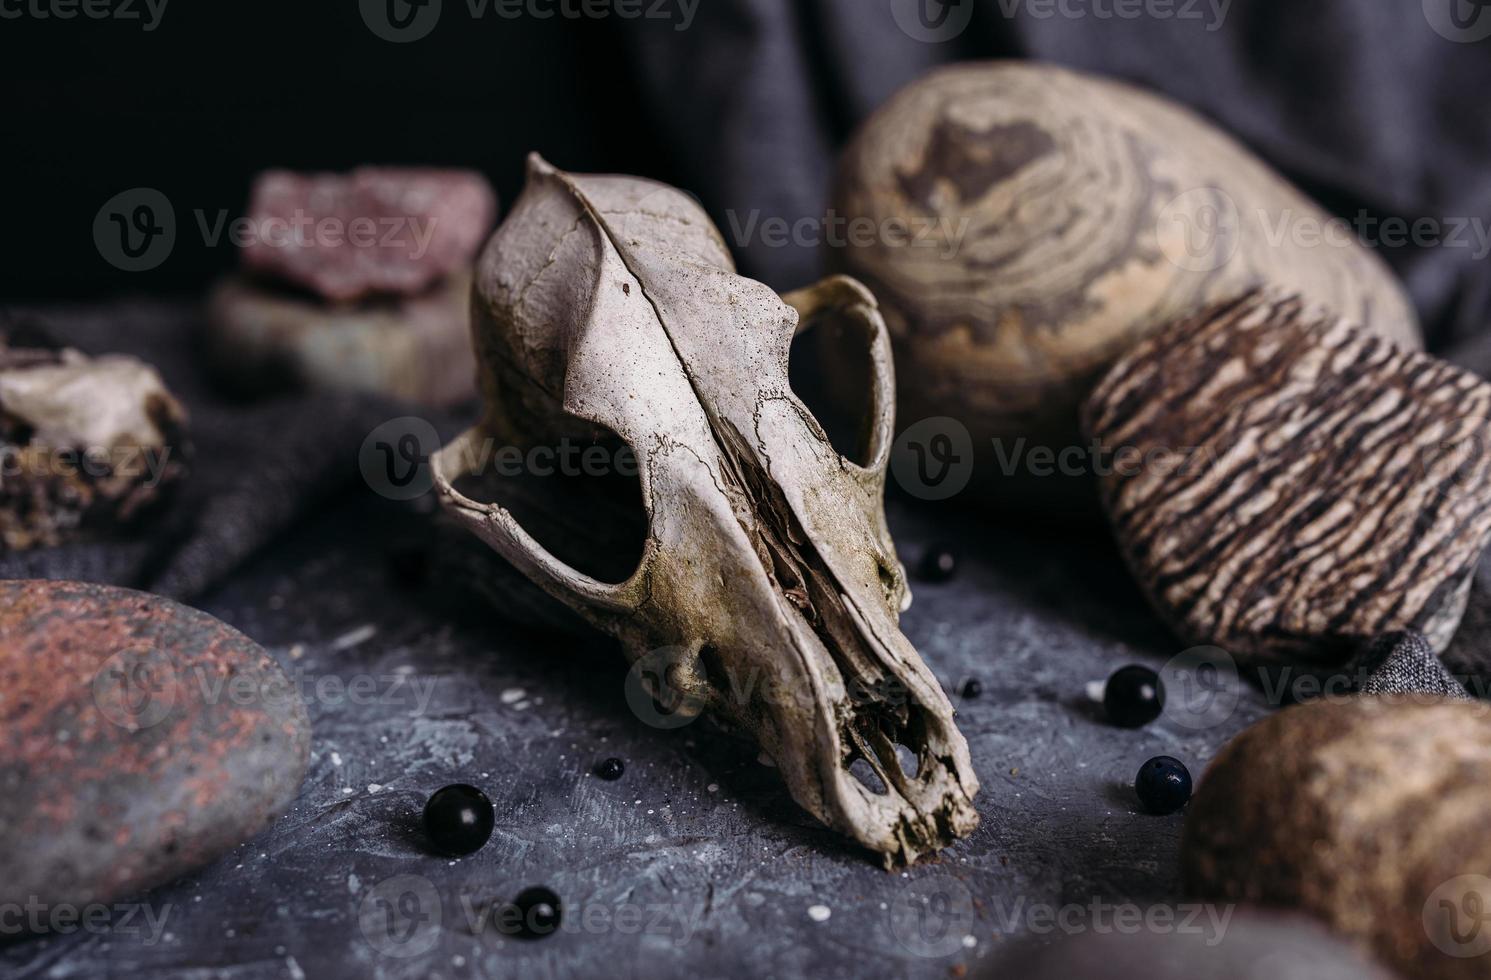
[0,303,466,602]
[0,302,607,632]
[1354,631,1472,700]
[614,0,1491,347]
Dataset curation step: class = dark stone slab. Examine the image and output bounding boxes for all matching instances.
[0,489,1272,977]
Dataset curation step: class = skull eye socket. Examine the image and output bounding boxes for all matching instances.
[789,303,891,470]
[450,419,650,586]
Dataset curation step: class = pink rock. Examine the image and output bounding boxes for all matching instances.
[241,168,496,302]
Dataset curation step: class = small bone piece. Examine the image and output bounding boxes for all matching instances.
[1084,289,1491,667]
[1182,696,1491,980]
[434,155,979,864]
[0,339,188,551]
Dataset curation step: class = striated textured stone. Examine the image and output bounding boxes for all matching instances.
[1182,695,1491,980]
[242,167,495,302]
[0,581,310,918]
[0,337,189,552]
[206,272,477,408]
[1084,289,1491,667]
[988,912,1396,980]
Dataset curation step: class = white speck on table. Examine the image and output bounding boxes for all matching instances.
[330,624,377,651]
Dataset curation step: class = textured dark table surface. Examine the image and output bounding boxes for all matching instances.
[1,469,1272,978]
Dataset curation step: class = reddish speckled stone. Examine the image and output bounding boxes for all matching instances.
[241,167,496,302]
[0,581,309,919]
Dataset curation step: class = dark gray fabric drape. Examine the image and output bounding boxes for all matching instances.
[616,0,1491,347]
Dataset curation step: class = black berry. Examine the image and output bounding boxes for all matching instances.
[959,679,983,699]
[503,886,562,939]
[917,547,957,583]
[1134,756,1192,815]
[596,757,625,781]
[1104,665,1165,728]
[422,784,494,856]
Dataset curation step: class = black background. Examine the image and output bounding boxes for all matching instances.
[2,2,671,299]
[4,0,1491,349]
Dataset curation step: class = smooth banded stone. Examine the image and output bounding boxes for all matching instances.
[826,62,1419,492]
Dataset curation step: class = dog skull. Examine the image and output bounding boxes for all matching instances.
[433,155,979,864]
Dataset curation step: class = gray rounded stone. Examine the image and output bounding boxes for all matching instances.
[0,580,310,923]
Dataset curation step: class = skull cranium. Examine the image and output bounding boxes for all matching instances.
[433,155,979,864]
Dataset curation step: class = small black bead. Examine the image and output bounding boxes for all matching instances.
[959,679,983,699]
[1104,665,1165,728]
[917,547,958,583]
[503,886,562,939]
[596,757,625,781]
[1134,756,1192,815]
[422,784,494,856]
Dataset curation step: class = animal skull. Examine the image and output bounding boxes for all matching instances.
[433,155,979,864]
